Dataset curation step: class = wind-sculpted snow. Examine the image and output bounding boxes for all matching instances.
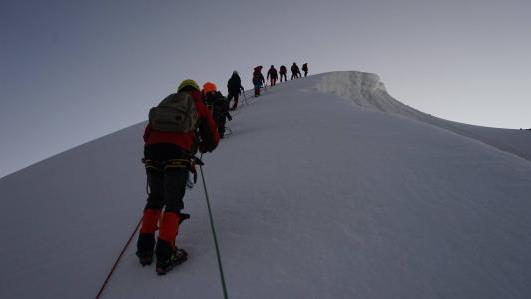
[1,72,531,299]
[317,71,531,162]
[316,71,425,118]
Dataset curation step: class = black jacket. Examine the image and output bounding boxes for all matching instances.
[291,64,300,73]
[253,68,265,84]
[267,67,278,79]
[227,74,244,95]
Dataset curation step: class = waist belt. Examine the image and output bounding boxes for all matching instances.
[142,157,204,184]
[142,158,191,172]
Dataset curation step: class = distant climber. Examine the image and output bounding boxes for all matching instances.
[291,63,301,80]
[302,63,308,77]
[279,65,288,82]
[137,79,219,275]
[203,82,232,139]
[252,66,265,97]
[227,71,244,111]
[267,65,278,86]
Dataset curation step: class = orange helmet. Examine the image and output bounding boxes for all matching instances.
[202,82,217,94]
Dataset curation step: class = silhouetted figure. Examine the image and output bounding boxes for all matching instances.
[279,65,287,82]
[302,63,308,77]
[290,63,301,80]
[267,65,278,86]
[227,71,244,110]
[252,66,265,97]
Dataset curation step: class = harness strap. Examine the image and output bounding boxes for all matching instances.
[143,158,191,172]
[142,157,203,185]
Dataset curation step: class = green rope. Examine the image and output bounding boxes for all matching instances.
[199,161,229,299]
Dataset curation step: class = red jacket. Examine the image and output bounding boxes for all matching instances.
[144,90,220,153]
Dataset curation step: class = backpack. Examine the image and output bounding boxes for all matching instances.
[269,68,278,78]
[205,92,229,123]
[253,71,263,84]
[148,92,199,133]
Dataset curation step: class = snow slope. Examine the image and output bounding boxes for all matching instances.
[1,72,531,299]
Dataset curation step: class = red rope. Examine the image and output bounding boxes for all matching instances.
[95,217,142,299]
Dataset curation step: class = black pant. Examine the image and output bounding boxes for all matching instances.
[213,113,227,137]
[144,144,190,213]
[227,92,239,109]
[280,73,287,82]
[145,168,188,213]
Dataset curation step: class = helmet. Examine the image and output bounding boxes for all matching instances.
[233,70,238,75]
[271,65,274,68]
[202,82,217,94]
[178,79,200,92]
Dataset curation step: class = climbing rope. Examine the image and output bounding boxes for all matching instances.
[199,155,229,299]
[95,216,142,299]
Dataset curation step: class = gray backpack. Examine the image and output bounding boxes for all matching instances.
[149,92,199,133]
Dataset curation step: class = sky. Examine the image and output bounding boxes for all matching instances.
[1,0,530,177]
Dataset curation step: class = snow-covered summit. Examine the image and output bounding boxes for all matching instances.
[1,72,531,299]
[317,71,531,162]
[316,71,422,117]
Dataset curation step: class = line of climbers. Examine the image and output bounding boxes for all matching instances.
[135,62,309,275]
[251,62,309,97]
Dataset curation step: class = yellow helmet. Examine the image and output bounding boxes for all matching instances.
[177,79,200,92]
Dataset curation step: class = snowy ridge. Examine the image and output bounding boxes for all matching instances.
[317,71,531,162]
[316,71,425,118]
[1,72,531,299]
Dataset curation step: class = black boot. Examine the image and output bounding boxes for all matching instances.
[136,233,155,266]
[155,239,188,275]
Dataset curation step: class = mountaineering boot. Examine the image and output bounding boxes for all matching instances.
[155,239,188,275]
[136,233,156,266]
[155,212,187,274]
[136,209,161,266]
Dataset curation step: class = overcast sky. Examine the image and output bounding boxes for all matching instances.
[1,0,530,177]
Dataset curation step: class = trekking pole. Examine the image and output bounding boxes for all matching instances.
[242,90,248,106]
[198,154,229,299]
[96,217,142,299]
[225,125,233,137]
